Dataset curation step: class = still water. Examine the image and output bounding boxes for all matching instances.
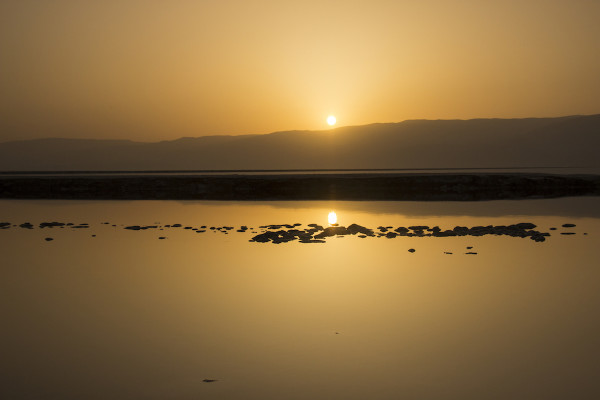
[1,198,599,399]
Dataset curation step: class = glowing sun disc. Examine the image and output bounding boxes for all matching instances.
[328,211,337,225]
[327,115,337,126]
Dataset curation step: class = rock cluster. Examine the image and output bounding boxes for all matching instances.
[250,222,553,244]
[0,219,583,247]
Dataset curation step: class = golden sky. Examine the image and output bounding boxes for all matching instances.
[1,0,599,142]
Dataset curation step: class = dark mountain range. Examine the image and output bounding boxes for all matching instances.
[1,115,598,171]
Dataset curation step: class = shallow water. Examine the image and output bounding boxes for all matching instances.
[1,198,599,399]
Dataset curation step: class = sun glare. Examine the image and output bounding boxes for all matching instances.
[327,115,337,126]
[328,211,338,225]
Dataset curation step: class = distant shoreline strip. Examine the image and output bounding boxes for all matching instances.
[1,173,599,201]
[0,166,590,175]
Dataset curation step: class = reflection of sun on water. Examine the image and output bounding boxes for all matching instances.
[328,211,337,225]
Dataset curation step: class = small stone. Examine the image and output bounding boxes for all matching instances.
[562,223,576,228]
[408,248,415,253]
[45,237,54,241]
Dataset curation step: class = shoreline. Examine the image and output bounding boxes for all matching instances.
[1,172,599,201]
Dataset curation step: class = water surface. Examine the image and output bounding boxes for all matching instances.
[1,198,599,399]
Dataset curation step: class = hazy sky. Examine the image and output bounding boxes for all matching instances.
[1,0,599,142]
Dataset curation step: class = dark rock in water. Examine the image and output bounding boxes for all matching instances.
[0,222,11,229]
[395,227,409,235]
[409,225,429,231]
[92,235,96,237]
[377,226,388,232]
[40,222,65,228]
[358,234,367,238]
[202,379,218,383]
[385,232,397,238]
[44,237,54,241]
[561,232,576,235]
[347,223,374,236]
[196,230,206,233]
[299,238,326,244]
[172,224,182,228]
[408,248,415,253]
[516,223,537,229]
[201,225,207,229]
[444,252,453,254]
[20,222,34,229]
[550,227,557,230]
[158,237,167,240]
[466,252,478,255]
[72,225,89,229]
[125,225,143,231]
[315,226,350,238]
[433,229,457,237]
[184,227,193,230]
[308,223,324,230]
[562,223,576,228]
[466,246,473,249]
[453,226,470,236]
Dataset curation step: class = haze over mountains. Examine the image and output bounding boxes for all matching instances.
[1,115,598,171]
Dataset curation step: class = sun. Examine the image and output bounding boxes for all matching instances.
[327,115,337,126]
[328,211,338,225]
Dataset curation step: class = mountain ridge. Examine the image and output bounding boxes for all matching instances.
[1,115,598,171]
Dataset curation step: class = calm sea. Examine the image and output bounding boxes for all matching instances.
[2,197,600,399]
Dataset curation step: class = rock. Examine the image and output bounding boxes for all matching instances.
[45,237,54,241]
[19,222,34,229]
[444,252,453,254]
[0,222,11,229]
[561,232,576,235]
[39,222,65,228]
[408,248,415,253]
[466,246,473,249]
[202,379,218,383]
[394,227,409,235]
[158,237,167,240]
[347,224,374,236]
[550,227,557,230]
[465,252,478,255]
[409,225,429,231]
[385,232,397,238]
[562,223,576,228]
[516,223,537,229]
[315,226,349,239]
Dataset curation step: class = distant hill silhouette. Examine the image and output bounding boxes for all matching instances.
[0,115,598,171]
